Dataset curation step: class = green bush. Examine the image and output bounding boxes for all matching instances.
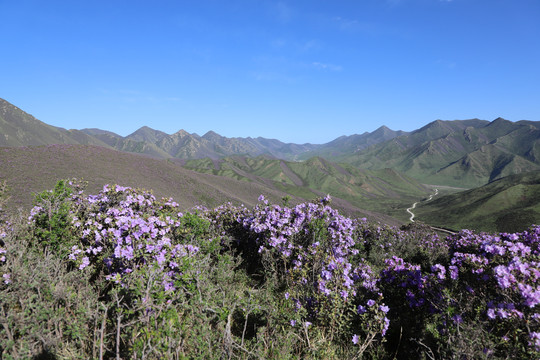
[30,179,83,257]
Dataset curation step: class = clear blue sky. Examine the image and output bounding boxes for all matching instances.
[1,0,539,144]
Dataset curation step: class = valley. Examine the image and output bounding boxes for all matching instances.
[1,97,540,232]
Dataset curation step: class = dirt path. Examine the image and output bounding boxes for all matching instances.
[407,188,439,222]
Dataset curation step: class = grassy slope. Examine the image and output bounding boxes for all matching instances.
[0,145,292,212]
[414,170,540,233]
[337,119,540,188]
[183,155,433,223]
[0,99,111,148]
[0,145,405,225]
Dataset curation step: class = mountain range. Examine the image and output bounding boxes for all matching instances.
[0,98,408,161]
[3,97,540,189]
[2,96,540,232]
[334,118,540,187]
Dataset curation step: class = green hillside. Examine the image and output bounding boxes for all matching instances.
[183,155,432,222]
[0,145,404,225]
[0,99,110,148]
[336,118,540,188]
[414,170,540,233]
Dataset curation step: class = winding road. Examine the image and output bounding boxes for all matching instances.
[407,188,439,222]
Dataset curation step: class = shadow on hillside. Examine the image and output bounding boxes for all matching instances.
[33,350,56,360]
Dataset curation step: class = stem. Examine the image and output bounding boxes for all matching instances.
[99,306,107,360]
[0,305,19,359]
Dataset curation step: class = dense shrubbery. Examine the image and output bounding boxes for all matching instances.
[0,180,539,359]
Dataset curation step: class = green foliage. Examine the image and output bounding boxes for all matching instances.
[176,211,211,242]
[281,195,291,207]
[30,179,81,256]
[2,181,539,359]
[416,170,540,233]
[0,221,98,359]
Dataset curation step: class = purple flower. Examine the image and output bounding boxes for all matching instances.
[79,257,90,270]
[431,264,446,280]
[529,332,540,351]
[382,317,390,336]
[2,273,10,284]
[452,314,463,324]
[352,334,360,345]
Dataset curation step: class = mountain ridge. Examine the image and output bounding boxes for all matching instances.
[2,97,540,189]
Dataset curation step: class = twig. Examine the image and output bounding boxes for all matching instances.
[392,326,403,360]
[241,311,250,347]
[0,305,19,359]
[414,338,437,360]
[99,305,108,360]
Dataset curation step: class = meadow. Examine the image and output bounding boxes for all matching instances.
[0,179,539,359]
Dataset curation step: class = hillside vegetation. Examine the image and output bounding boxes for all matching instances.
[183,155,432,222]
[0,144,404,225]
[0,144,290,212]
[415,170,540,233]
[0,181,539,359]
[4,98,540,190]
[338,118,540,188]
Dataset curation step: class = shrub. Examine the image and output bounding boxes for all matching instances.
[2,181,539,359]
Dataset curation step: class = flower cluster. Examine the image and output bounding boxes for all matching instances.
[446,229,540,343]
[17,180,540,357]
[377,226,540,355]
[213,195,390,343]
[380,256,440,311]
[29,184,200,292]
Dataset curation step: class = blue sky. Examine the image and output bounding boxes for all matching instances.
[1,0,539,144]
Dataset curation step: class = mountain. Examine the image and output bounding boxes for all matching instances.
[3,97,540,189]
[0,99,110,148]
[297,125,407,160]
[0,98,402,162]
[183,155,432,222]
[336,118,540,187]
[0,144,288,212]
[414,170,540,233]
[0,144,405,225]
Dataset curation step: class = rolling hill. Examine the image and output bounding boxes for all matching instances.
[336,118,540,187]
[0,98,110,148]
[183,155,432,222]
[0,144,404,225]
[414,170,540,233]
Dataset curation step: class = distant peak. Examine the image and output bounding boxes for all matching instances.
[126,126,168,140]
[129,125,156,134]
[373,125,394,133]
[173,129,190,136]
[486,117,512,127]
[202,130,222,139]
